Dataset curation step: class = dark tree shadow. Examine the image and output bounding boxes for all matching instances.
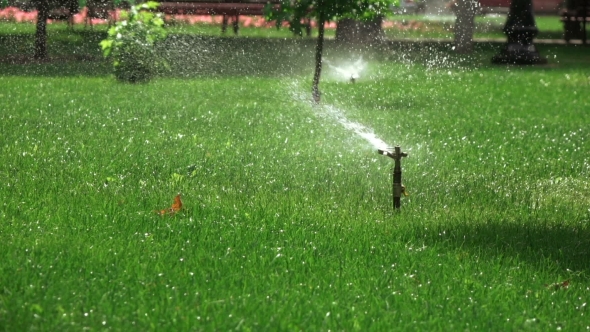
[418,211,590,276]
[2,30,589,78]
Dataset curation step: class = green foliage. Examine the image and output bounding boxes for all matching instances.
[99,1,167,83]
[265,0,397,36]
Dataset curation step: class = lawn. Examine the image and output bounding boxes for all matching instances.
[1,26,589,331]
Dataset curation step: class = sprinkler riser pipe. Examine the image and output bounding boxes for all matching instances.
[393,146,403,210]
[377,146,408,211]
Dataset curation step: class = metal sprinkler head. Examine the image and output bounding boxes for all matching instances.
[377,146,408,210]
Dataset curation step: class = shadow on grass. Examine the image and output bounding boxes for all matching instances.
[160,35,320,78]
[0,30,111,76]
[1,30,589,78]
[0,33,320,77]
[420,209,590,277]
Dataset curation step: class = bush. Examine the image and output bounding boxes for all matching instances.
[100,1,167,83]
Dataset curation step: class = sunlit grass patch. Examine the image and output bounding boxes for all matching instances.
[534,177,590,209]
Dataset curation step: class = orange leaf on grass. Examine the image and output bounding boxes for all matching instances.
[156,194,182,216]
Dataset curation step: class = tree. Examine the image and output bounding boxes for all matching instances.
[453,0,478,53]
[335,15,384,45]
[31,0,78,59]
[266,0,393,103]
[100,1,168,83]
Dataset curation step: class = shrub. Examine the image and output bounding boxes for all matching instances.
[100,1,167,83]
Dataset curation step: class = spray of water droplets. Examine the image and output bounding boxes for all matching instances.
[288,80,391,151]
[323,56,367,83]
[320,104,391,151]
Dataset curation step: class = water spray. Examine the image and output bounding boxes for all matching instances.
[324,57,366,84]
[378,146,408,210]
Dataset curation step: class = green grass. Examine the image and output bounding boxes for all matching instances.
[1,29,590,331]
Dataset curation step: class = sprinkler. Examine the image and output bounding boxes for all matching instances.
[324,57,365,84]
[377,146,408,210]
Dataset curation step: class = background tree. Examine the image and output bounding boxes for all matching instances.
[453,0,479,53]
[31,0,78,59]
[335,15,384,45]
[266,0,393,103]
[100,1,168,83]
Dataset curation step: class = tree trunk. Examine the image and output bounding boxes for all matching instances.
[34,0,49,60]
[491,0,546,64]
[454,0,477,53]
[336,16,384,46]
[312,12,325,104]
